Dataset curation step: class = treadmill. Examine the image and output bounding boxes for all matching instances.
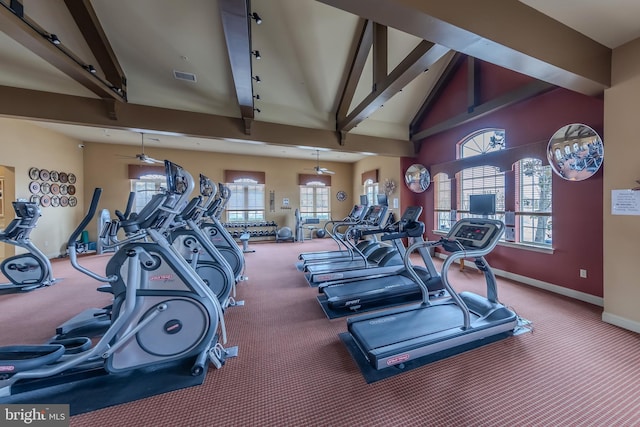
[308,205,425,287]
[302,205,389,274]
[298,204,369,263]
[344,217,518,371]
[318,206,444,313]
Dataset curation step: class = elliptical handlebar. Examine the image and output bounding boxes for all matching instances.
[68,188,117,283]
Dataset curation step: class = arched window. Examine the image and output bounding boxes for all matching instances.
[432,128,552,247]
[363,179,379,206]
[458,129,505,222]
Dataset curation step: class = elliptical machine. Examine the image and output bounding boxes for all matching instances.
[167,174,239,309]
[0,200,58,294]
[200,182,248,281]
[0,160,236,410]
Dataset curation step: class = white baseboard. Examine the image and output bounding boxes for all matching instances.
[601,312,640,333]
[436,253,604,307]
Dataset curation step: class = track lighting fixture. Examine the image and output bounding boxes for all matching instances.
[254,94,260,100]
[249,12,262,24]
[252,76,261,83]
[252,50,261,59]
[85,65,97,74]
[48,34,61,45]
[254,108,261,113]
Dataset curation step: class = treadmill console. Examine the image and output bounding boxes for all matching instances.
[362,205,388,226]
[399,206,423,224]
[445,218,504,250]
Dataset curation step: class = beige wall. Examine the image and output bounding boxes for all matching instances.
[0,118,85,258]
[0,165,16,259]
[602,37,640,332]
[81,141,356,238]
[353,155,402,217]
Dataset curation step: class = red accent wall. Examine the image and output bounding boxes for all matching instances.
[410,61,604,298]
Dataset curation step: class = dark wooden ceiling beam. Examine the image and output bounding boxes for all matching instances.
[338,41,450,133]
[218,0,255,132]
[0,2,125,101]
[316,0,610,95]
[336,19,373,128]
[467,56,479,113]
[0,85,414,157]
[372,23,387,92]
[63,0,127,96]
[411,80,556,144]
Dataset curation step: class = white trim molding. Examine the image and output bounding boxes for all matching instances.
[601,312,640,334]
[436,253,603,307]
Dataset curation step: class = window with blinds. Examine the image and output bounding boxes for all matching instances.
[431,128,553,248]
[434,173,453,231]
[517,158,552,245]
[457,129,506,223]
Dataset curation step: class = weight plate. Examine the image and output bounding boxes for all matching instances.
[40,182,51,194]
[59,184,68,195]
[50,170,59,182]
[39,169,50,181]
[50,183,60,195]
[29,181,40,194]
[40,195,51,207]
[67,173,76,184]
[51,196,60,207]
[59,172,68,183]
[68,196,77,207]
[60,196,69,207]
[30,195,40,204]
[67,185,76,195]
[29,167,40,180]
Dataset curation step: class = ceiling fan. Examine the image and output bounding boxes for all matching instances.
[306,150,335,175]
[120,132,162,164]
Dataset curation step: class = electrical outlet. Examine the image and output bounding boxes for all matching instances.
[579,269,587,278]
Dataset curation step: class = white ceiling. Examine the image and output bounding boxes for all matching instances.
[2,0,640,163]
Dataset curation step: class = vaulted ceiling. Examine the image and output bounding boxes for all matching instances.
[0,0,637,162]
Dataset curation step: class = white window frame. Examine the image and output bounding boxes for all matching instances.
[226,179,265,222]
[130,174,166,215]
[299,182,331,220]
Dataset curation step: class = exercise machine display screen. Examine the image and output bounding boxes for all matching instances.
[455,225,489,241]
[447,220,500,249]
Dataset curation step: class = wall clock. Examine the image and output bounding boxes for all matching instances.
[336,190,347,202]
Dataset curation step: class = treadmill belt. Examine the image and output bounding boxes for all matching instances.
[317,295,420,320]
[339,331,512,383]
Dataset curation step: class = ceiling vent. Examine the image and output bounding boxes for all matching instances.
[173,70,197,82]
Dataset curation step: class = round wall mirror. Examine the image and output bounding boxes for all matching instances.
[405,164,431,193]
[546,124,603,181]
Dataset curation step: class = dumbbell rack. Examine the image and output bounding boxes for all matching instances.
[222,221,278,242]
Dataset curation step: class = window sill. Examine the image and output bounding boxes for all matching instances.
[432,230,554,254]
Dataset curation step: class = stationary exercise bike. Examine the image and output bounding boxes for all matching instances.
[0,200,58,295]
[0,161,236,410]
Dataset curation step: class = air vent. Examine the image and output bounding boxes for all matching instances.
[173,70,197,82]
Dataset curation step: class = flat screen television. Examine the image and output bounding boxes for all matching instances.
[360,195,368,205]
[469,194,496,216]
[377,194,388,206]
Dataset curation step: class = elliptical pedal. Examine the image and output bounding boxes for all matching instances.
[208,343,239,369]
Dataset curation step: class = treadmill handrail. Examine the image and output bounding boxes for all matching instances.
[404,218,505,329]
